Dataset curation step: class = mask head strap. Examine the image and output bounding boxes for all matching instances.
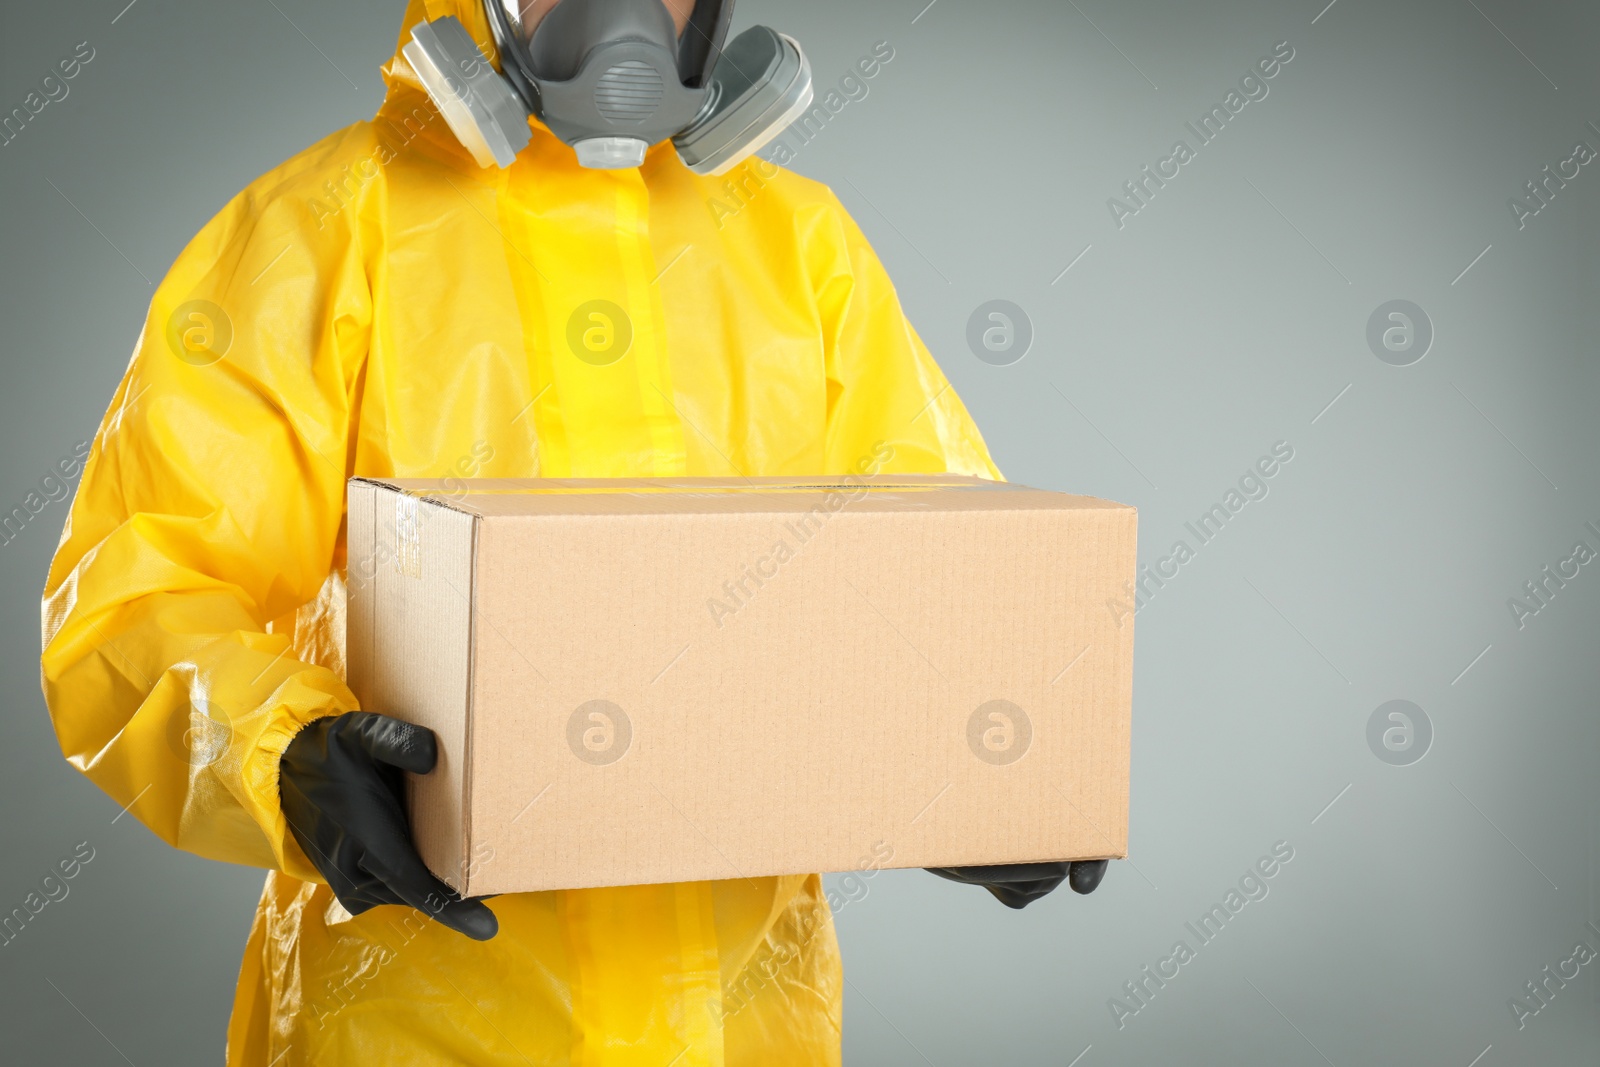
[678,0,736,88]
[484,0,542,113]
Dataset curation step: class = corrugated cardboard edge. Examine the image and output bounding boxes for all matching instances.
[344,479,368,703]
[458,513,480,897]
[347,478,482,896]
[345,481,377,728]
[353,475,1127,520]
[1114,506,1137,861]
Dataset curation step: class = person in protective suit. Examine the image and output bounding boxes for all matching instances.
[40,1,1105,1063]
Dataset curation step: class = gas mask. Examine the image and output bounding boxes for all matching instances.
[403,0,813,175]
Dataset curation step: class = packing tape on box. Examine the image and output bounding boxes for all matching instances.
[394,493,423,579]
[405,481,1027,498]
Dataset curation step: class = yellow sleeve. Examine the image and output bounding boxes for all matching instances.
[810,192,1002,480]
[40,159,370,880]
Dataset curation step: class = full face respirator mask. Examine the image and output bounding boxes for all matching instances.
[403,0,813,175]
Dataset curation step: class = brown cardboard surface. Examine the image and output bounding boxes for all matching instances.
[346,476,1137,897]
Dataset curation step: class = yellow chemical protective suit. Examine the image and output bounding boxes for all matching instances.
[40,1,999,1063]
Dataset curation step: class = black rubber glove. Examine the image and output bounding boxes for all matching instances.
[926,861,1108,909]
[279,711,498,940]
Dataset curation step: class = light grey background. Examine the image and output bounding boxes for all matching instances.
[2,0,1597,1064]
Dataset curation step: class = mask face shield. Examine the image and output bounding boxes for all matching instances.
[409,0,811,175]
[497,0,527,38]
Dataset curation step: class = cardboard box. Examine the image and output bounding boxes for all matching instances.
[346,475,1136,896]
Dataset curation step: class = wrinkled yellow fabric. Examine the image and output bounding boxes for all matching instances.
[39,1,999,1063]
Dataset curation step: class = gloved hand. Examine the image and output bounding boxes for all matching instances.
[926,861,1108,909]
[279,711,498,940]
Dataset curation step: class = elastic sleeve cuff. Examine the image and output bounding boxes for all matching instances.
[237,681,354,882]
